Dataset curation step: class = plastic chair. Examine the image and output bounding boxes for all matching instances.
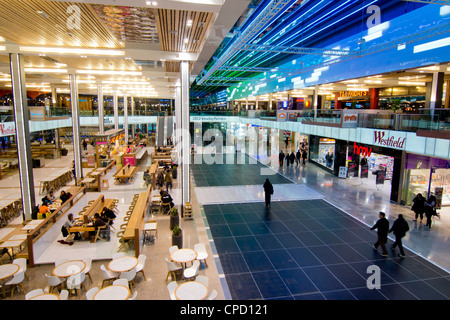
[167,281,178,300]
[128,291,138,300]
[135,254,147,282]
[165,258,182,282]
[119,268,136,293]
[59,289,69,300]
[45,273,64,293]
[183,260,200,281]
[195,275,209,287]
[13,258,29,280]
[100,264,118,288]
[112,252,125,260]
[25,288,44,300]
[82,257,93,283]
[194,243,208,268]
[86,287,99,300]
[5,270,25,298]
[112,279,128,287]
[66,271,86,297]
[206,289,217,300]
[169,245,178,257]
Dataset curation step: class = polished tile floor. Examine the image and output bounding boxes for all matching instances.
[192,151,450,300]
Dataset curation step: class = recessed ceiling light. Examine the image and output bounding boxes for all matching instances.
[36,10,49,19]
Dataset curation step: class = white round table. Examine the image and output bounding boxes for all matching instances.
[93,285,130,300]
[29,293,60,300]
[52,260,86,278]
[0,264,19,281]
[108,256,138,273]
[170,248,197,265]
[175,281,209,300]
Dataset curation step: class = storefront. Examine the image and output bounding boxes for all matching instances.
[402,154,450,208]
[310,135,404,202]
[309,136,336,172]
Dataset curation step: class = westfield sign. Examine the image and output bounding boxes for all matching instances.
[374,131,406,149]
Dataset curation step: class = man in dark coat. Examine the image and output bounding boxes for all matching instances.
[370,212,389,257]
[389,214,409,257]
[278,151,285,167]
[263,179,274,208]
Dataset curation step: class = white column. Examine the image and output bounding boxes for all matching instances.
[10,53,35,219]
[313,85,319,121]
[69,73,83,183]
[131,95,135,138]
[124,94,128,145]
[181,61,190,208]
[97,84,104,134]
[113,90,119,130]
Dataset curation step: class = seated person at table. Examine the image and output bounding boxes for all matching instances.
[41,195,52,205]
[60,190,69,203]
[89,213,110,242]
[48,190,56,202]
[161,190,174,209]
[156,146,162,152]
[101,207,116,225]
[61,213,81,240]
[38,203,51,219]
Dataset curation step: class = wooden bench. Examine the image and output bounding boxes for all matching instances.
[123,186,151,257]
[146,163,158,189]
[86,160,116,191]
[114,164,138,184]
[79,195,115,224]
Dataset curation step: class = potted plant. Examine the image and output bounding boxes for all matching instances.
[170,207,179,230]
[172,225,183,248]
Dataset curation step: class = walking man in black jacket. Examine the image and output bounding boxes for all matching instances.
[263,179,274,208]
[370,212,389,257]
[389,214,409,258]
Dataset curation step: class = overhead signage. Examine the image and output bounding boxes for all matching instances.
[353,142,372,157]
[341,110,358,128]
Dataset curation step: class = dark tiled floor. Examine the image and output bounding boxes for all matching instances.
[204,200,450,300]
[192,154,293,187]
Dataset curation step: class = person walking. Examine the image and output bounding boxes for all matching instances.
[296,149,301,166]
[370,212,389,257]
[279,151,285,167]
[289,151,295,167]
[424,194,437,229]
[411,193,425,223]
[302,149,307,165]
[263,179,274,208]
[165,170,173,191]
[389,214,409,258]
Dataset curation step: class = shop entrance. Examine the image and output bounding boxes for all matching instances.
[334,140,403,203]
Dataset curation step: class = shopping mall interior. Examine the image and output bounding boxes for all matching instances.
[0,0,449,303]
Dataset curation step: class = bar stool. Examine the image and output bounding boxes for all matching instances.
[102,179,109,190]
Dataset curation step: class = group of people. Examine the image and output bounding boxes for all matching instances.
[61,206,116,243]
[370,212,410,258]
[278,149,307,168]
[411,193,439,229]
[155,163,175,191]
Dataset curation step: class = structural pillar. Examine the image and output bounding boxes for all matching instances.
[131,96,135,138]
[428,71,445,109]
[69,73,83,183]
[97,84,104,134]
[181,61,191,207]
[313,85,319,121]
[369,88,379,109]
[124,94,128,145]
[10,53,35,220]
[334,93,341,110]
[269,93,273,111]
[113,90,119,130]
[445,80,450,108]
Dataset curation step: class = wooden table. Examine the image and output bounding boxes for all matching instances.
[93,285,130,300]
[29,293,60,300]
[0,240,26,258]
[170,248,197,267]
[175,281,209,300]
[52,260,86,278]
[108,256,138,273]
[68,225,95,240]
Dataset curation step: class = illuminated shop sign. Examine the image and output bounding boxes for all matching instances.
[339,91,369,98]
[373,130,406,149]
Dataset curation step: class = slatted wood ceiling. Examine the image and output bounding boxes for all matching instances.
[0,0,122,48]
